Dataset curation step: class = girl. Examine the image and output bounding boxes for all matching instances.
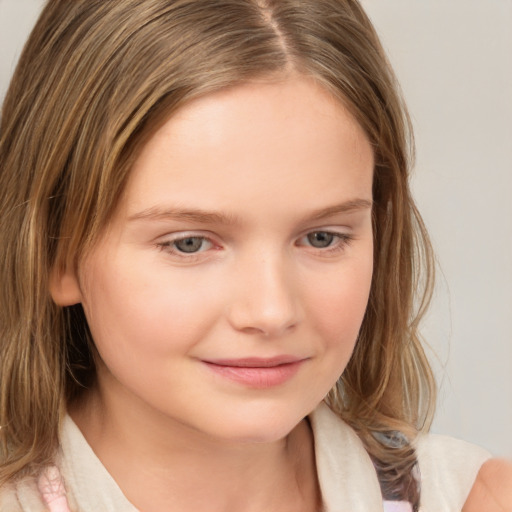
[0,0,507,510]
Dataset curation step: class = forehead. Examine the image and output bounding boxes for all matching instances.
[120,75,374,221]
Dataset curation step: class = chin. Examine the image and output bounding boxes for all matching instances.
[204,404,311,444]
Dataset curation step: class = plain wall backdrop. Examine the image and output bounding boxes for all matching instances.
[1,0,511,458]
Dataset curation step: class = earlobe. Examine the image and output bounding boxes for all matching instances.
[49,264,82,306]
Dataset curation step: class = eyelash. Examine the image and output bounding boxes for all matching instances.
[156,231,354,260]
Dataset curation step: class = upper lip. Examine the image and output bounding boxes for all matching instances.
[202,356,306,368]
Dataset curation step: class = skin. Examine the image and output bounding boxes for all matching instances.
[51,74,375,512]
[462,458,512,512]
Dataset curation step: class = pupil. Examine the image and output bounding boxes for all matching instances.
[175,237,203,253]
[308,232,334,248]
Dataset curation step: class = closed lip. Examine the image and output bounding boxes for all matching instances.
[201,356,308,388]
[202,356,307,368]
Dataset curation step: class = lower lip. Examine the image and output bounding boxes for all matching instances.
[202,361,303,388]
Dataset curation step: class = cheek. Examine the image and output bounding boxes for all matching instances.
[80,257,223,364]
[294,255,373,407]
[306,256,373,351]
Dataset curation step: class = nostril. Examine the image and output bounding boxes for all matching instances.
[241,326,267,336]
[239,322,296,337]
[227,301,299,337]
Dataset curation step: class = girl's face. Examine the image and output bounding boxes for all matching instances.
[54,75,374,443]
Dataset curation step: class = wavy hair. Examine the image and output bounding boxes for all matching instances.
[0,0,435,505]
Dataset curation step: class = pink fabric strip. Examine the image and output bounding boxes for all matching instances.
[37,466,72,512]
[383,501,413,512]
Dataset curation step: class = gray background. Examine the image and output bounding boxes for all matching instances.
[1,0,511,458]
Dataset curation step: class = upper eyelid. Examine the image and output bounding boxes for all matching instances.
[158,231,218,243]
[297,226,354,240]
[158,227,351,241]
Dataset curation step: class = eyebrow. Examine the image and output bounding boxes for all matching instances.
[128,198,373,225]
[128,206,240,225]
[307,198,373,220]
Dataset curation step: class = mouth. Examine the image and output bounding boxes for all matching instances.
[201,356,307,388]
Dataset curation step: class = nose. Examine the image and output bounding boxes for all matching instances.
[227,251,300,337]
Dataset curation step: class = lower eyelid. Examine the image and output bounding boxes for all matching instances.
[323,234,353,248]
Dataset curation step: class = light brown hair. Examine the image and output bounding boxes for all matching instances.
[0,0,435,504]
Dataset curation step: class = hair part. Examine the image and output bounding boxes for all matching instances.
[0,1,435,504]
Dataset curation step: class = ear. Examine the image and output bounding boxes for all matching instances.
[49,262,82,306]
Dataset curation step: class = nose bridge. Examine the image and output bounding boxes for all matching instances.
[228,247,299,336]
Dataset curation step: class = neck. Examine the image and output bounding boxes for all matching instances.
[69,381,321,512]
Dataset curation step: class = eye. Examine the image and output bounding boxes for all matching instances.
[158,235,214,256]
[297,230,353,254]
[173,236,210,253]
[306,231,336,248]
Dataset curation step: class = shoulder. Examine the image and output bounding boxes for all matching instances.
[415,433,491,511]
[462,458,512,512]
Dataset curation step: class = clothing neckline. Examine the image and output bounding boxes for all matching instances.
[58,402,385,511]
